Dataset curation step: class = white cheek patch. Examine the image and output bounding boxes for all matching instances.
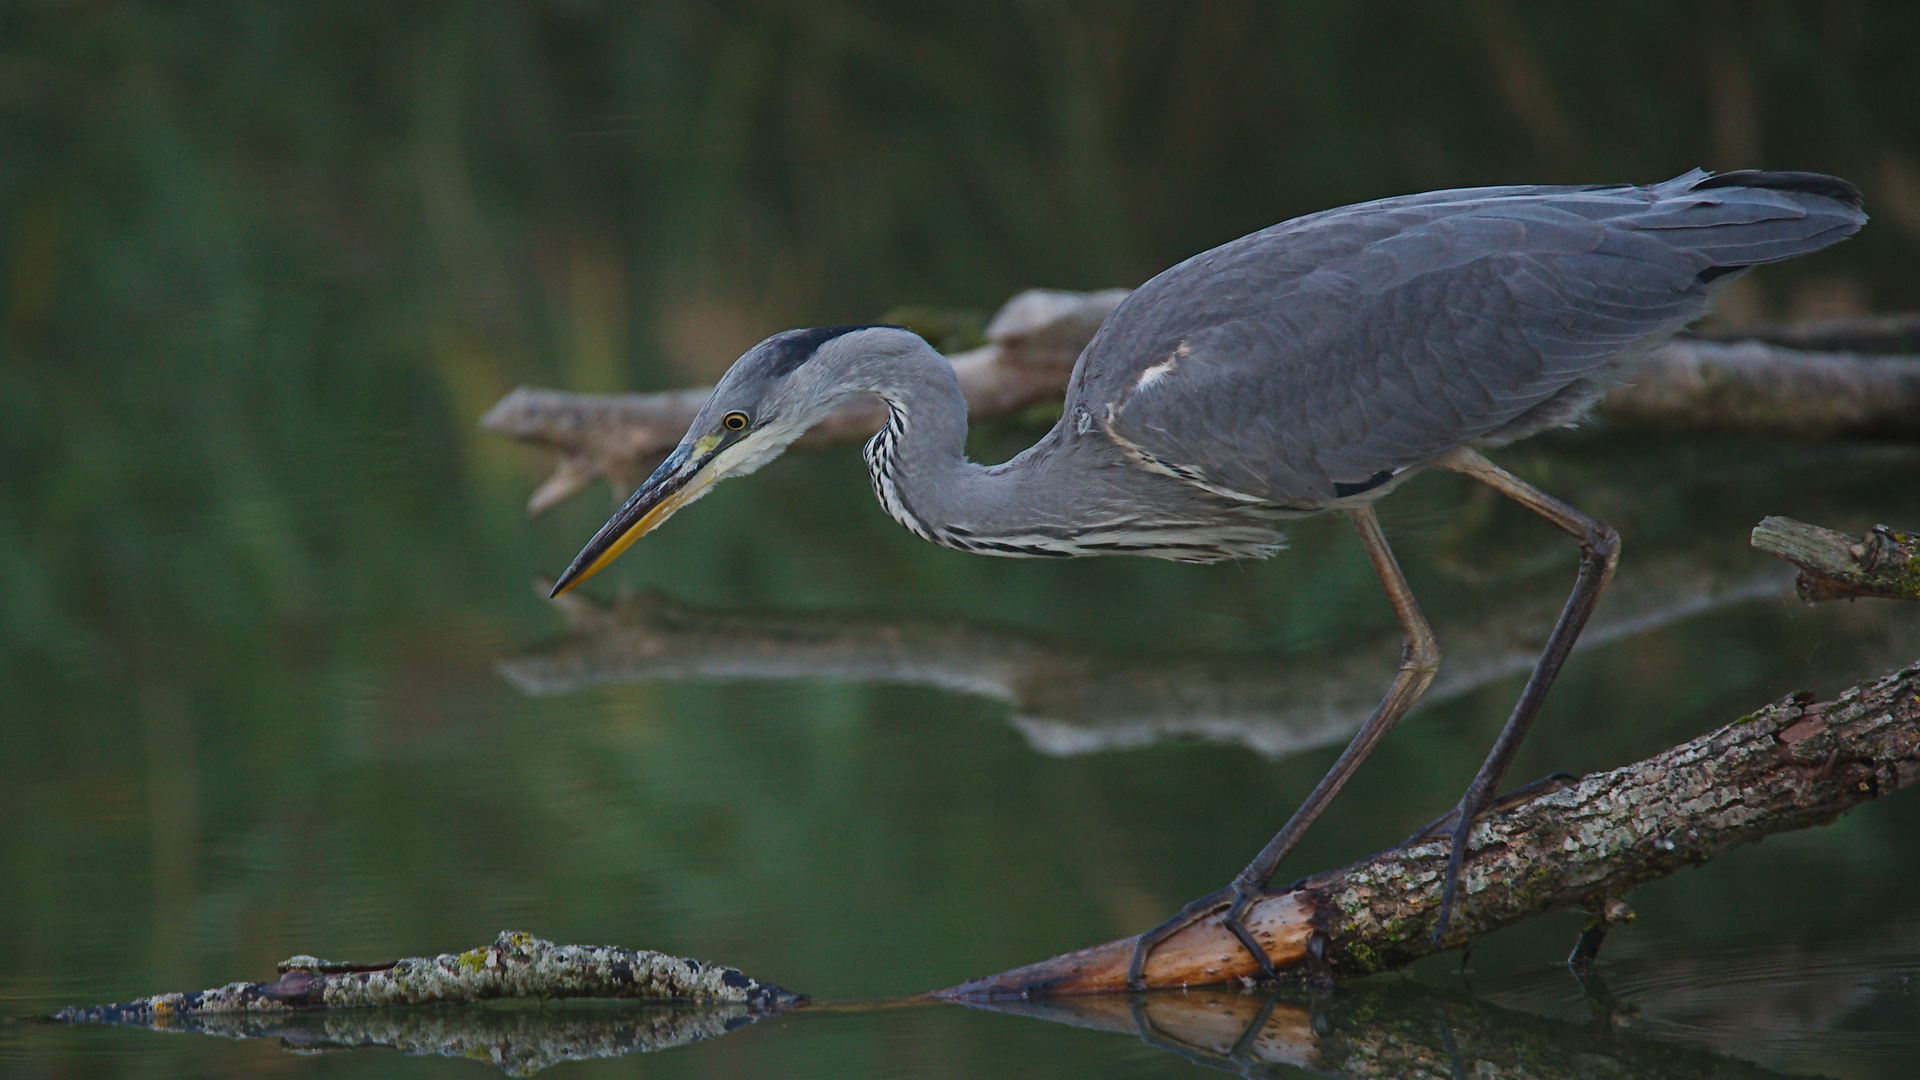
[709,417,814,480]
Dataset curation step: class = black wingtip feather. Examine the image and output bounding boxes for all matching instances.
[1693,170,1863,209]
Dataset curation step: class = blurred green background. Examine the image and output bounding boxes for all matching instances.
[3,2,1919,1077]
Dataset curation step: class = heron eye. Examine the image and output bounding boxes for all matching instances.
[722,411,749,431]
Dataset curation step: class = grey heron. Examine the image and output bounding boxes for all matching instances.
[549,169,1865,985]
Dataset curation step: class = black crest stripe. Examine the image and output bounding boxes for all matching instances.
[764,324,906,377]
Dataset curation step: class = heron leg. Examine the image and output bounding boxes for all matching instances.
[1428,447,1619,942]
[1125,505,1439,988]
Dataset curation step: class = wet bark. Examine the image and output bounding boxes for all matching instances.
[938,660,1920,998]
[1751,516,1920,602]
[481,293,1920,514]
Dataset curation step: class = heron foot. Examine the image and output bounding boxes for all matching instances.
[1126,879,1277,989]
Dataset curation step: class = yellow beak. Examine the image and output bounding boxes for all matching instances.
[549,441,719,597]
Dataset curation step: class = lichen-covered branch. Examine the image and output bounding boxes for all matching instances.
[1751,516,1920,602]
[938,661,1920,998]
[482,294,1920,514]
[49,931,803,1019]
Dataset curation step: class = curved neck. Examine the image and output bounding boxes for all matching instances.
[853,341,993,546]
[841,336,1279,560]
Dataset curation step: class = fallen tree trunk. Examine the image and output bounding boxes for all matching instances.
[937,660,1920,998]
[481,294,1920,514]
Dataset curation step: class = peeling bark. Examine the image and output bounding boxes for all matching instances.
[1751,516,1920,602]
[48,931,803,1019]
[480,294,1920,515]
[938,661,1920,998]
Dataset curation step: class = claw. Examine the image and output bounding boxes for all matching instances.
[1126,880,1278,989]
[1432,802,1475,943]
[1428,773,1581,943]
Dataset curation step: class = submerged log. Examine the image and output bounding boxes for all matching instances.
[482,294,1920,514]
[938,660,1920,998]
[49,931,802,1019]
[1751,516,1920,603]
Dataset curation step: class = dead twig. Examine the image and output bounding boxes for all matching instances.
[1751,516,1920,603]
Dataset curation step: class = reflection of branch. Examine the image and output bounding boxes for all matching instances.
[496,554,1789,760]
[47,1001,779,1075]
[1752,516,1920,602]
[50,931,800,1018]
[938,660,1920,996]
[480,289,1920,513]
[968,979,1805,1080]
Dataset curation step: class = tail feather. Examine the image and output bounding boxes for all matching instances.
[1650,169,1868,277]
[1693,169,1863,209]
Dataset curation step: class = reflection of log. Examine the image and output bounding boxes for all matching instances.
[496,554,1789,760]
[937,660,1920,996]
[969,980,1807,1080]
[480,290,1920,513]
[50,931,801,1018]
[1752,516,1920,602]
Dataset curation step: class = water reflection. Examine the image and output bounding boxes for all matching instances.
[497,552,1794,761]
[42,1000,784,1076]
[1480,921,1920,1071]
[48,924,1917,1078]
[963,925,1920,1079]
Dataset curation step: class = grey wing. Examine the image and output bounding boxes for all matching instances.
[1075,170,1865,507]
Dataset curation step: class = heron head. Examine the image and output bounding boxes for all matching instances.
[548,324,912,596]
